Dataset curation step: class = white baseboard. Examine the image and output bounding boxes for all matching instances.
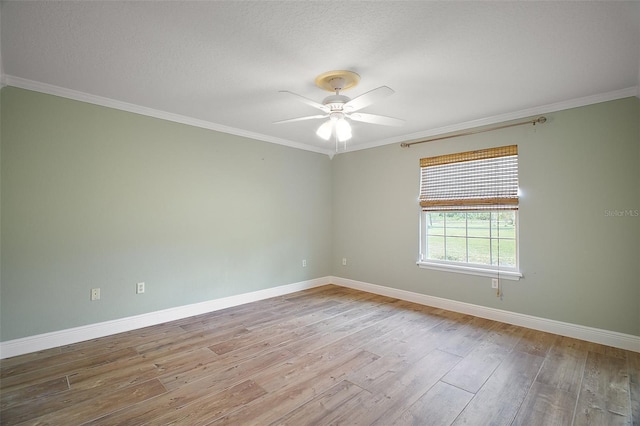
[330,276,640,353]
[3,276,638,359]
[0,277,329,359]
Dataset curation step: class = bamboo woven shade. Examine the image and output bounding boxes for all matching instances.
[420,145,517,168]
[420,145,518,211]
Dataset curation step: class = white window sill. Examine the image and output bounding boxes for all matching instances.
[417,261,522,281]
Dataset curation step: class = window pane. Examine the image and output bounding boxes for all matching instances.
[422,209,518,271]
[491,239,516,267]
[427,235,445,260]
[445,236,466,262]
[468,237,491,264]
[467,212,490,238]
[445,212,466,237]
[491,211,516,238]
[426,213,445,236]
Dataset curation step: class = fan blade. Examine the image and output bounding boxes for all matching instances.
[273,114,327,124]
[279,91,329,112]
[343,86,394,112]
[349,112,405,127]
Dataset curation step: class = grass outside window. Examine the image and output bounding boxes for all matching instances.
[425,211,517,269]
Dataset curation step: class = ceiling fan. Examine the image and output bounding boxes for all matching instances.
[274,70,404,145]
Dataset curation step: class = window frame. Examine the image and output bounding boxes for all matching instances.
[418,210,522,280]
[417,145,522,280]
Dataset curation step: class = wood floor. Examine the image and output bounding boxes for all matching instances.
[1,285,638,425]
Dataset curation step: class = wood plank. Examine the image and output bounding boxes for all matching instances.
[441,341,510,393]
[268,380,368,426]
[282,302,400,356]
[0,347,62,371]
[333,349,462,425]
[512,382,577,426]
[208,300,361,355]
[6,379,166,425]
[434,315,496,357]
[70,346,215,391]
[252,348,379,394]
[0,347,138,391]
[629,351,640,426]
[535,336,588,394]
[133,325,250,356]
[0,376,69,411]
[574,351,632,425]
[513,328,555,357]
[67,353,159,390]
[57,323,184,354]
[1,357,157,424]
[0,344,138,380]
[159,347,295,391]
[89,349,296,425]
[211,329,302,362]
[481,320,526,349]
[389,381,474,426]
[348,320,459,391]
[213,350,380,425]
[305,306,432,360]
[145,379,267,425]
[359,315,449,363]
[452,351,545,425]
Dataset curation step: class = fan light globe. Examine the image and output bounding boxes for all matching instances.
[336,118,352,142]
[316,120,333,140]
[317,115,352,142]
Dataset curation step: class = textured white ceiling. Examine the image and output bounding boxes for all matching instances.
[2,1,639,155]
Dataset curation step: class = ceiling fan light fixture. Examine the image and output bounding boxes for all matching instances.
[277,70,403,148]
[316,120,333,140]
[335,118,352,142]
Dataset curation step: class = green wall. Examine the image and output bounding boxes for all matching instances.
[1,87,638,342]
[0,87,333,341]
[332,97,640,336]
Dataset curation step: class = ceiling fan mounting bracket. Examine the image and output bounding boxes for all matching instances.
[315,70,360,92]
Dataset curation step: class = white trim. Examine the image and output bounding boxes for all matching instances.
[330,276,640,353]
[3,276,638,358]
[0,277,329,359]
[417,262,522,280]
[346,86,639,153]
[3,75,636,157]
[2,75,335,158]
[418,210,521,281]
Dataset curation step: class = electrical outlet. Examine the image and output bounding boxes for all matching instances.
[136,282,145,294]
[90,288,100,301]
[342,258,347,266]
[491,278,499,289]
[302,259,307,267]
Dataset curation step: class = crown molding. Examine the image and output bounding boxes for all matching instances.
[3,75,335,157]
[4,75,635,158]
[348,86,639,154]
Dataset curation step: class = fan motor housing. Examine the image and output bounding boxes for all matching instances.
[323,94,350,111]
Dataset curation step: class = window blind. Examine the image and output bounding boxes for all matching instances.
[419,145,518,211]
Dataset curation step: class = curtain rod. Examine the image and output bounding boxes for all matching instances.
[400,116,547,148]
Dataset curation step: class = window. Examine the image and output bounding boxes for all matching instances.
[418,145,521,279]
